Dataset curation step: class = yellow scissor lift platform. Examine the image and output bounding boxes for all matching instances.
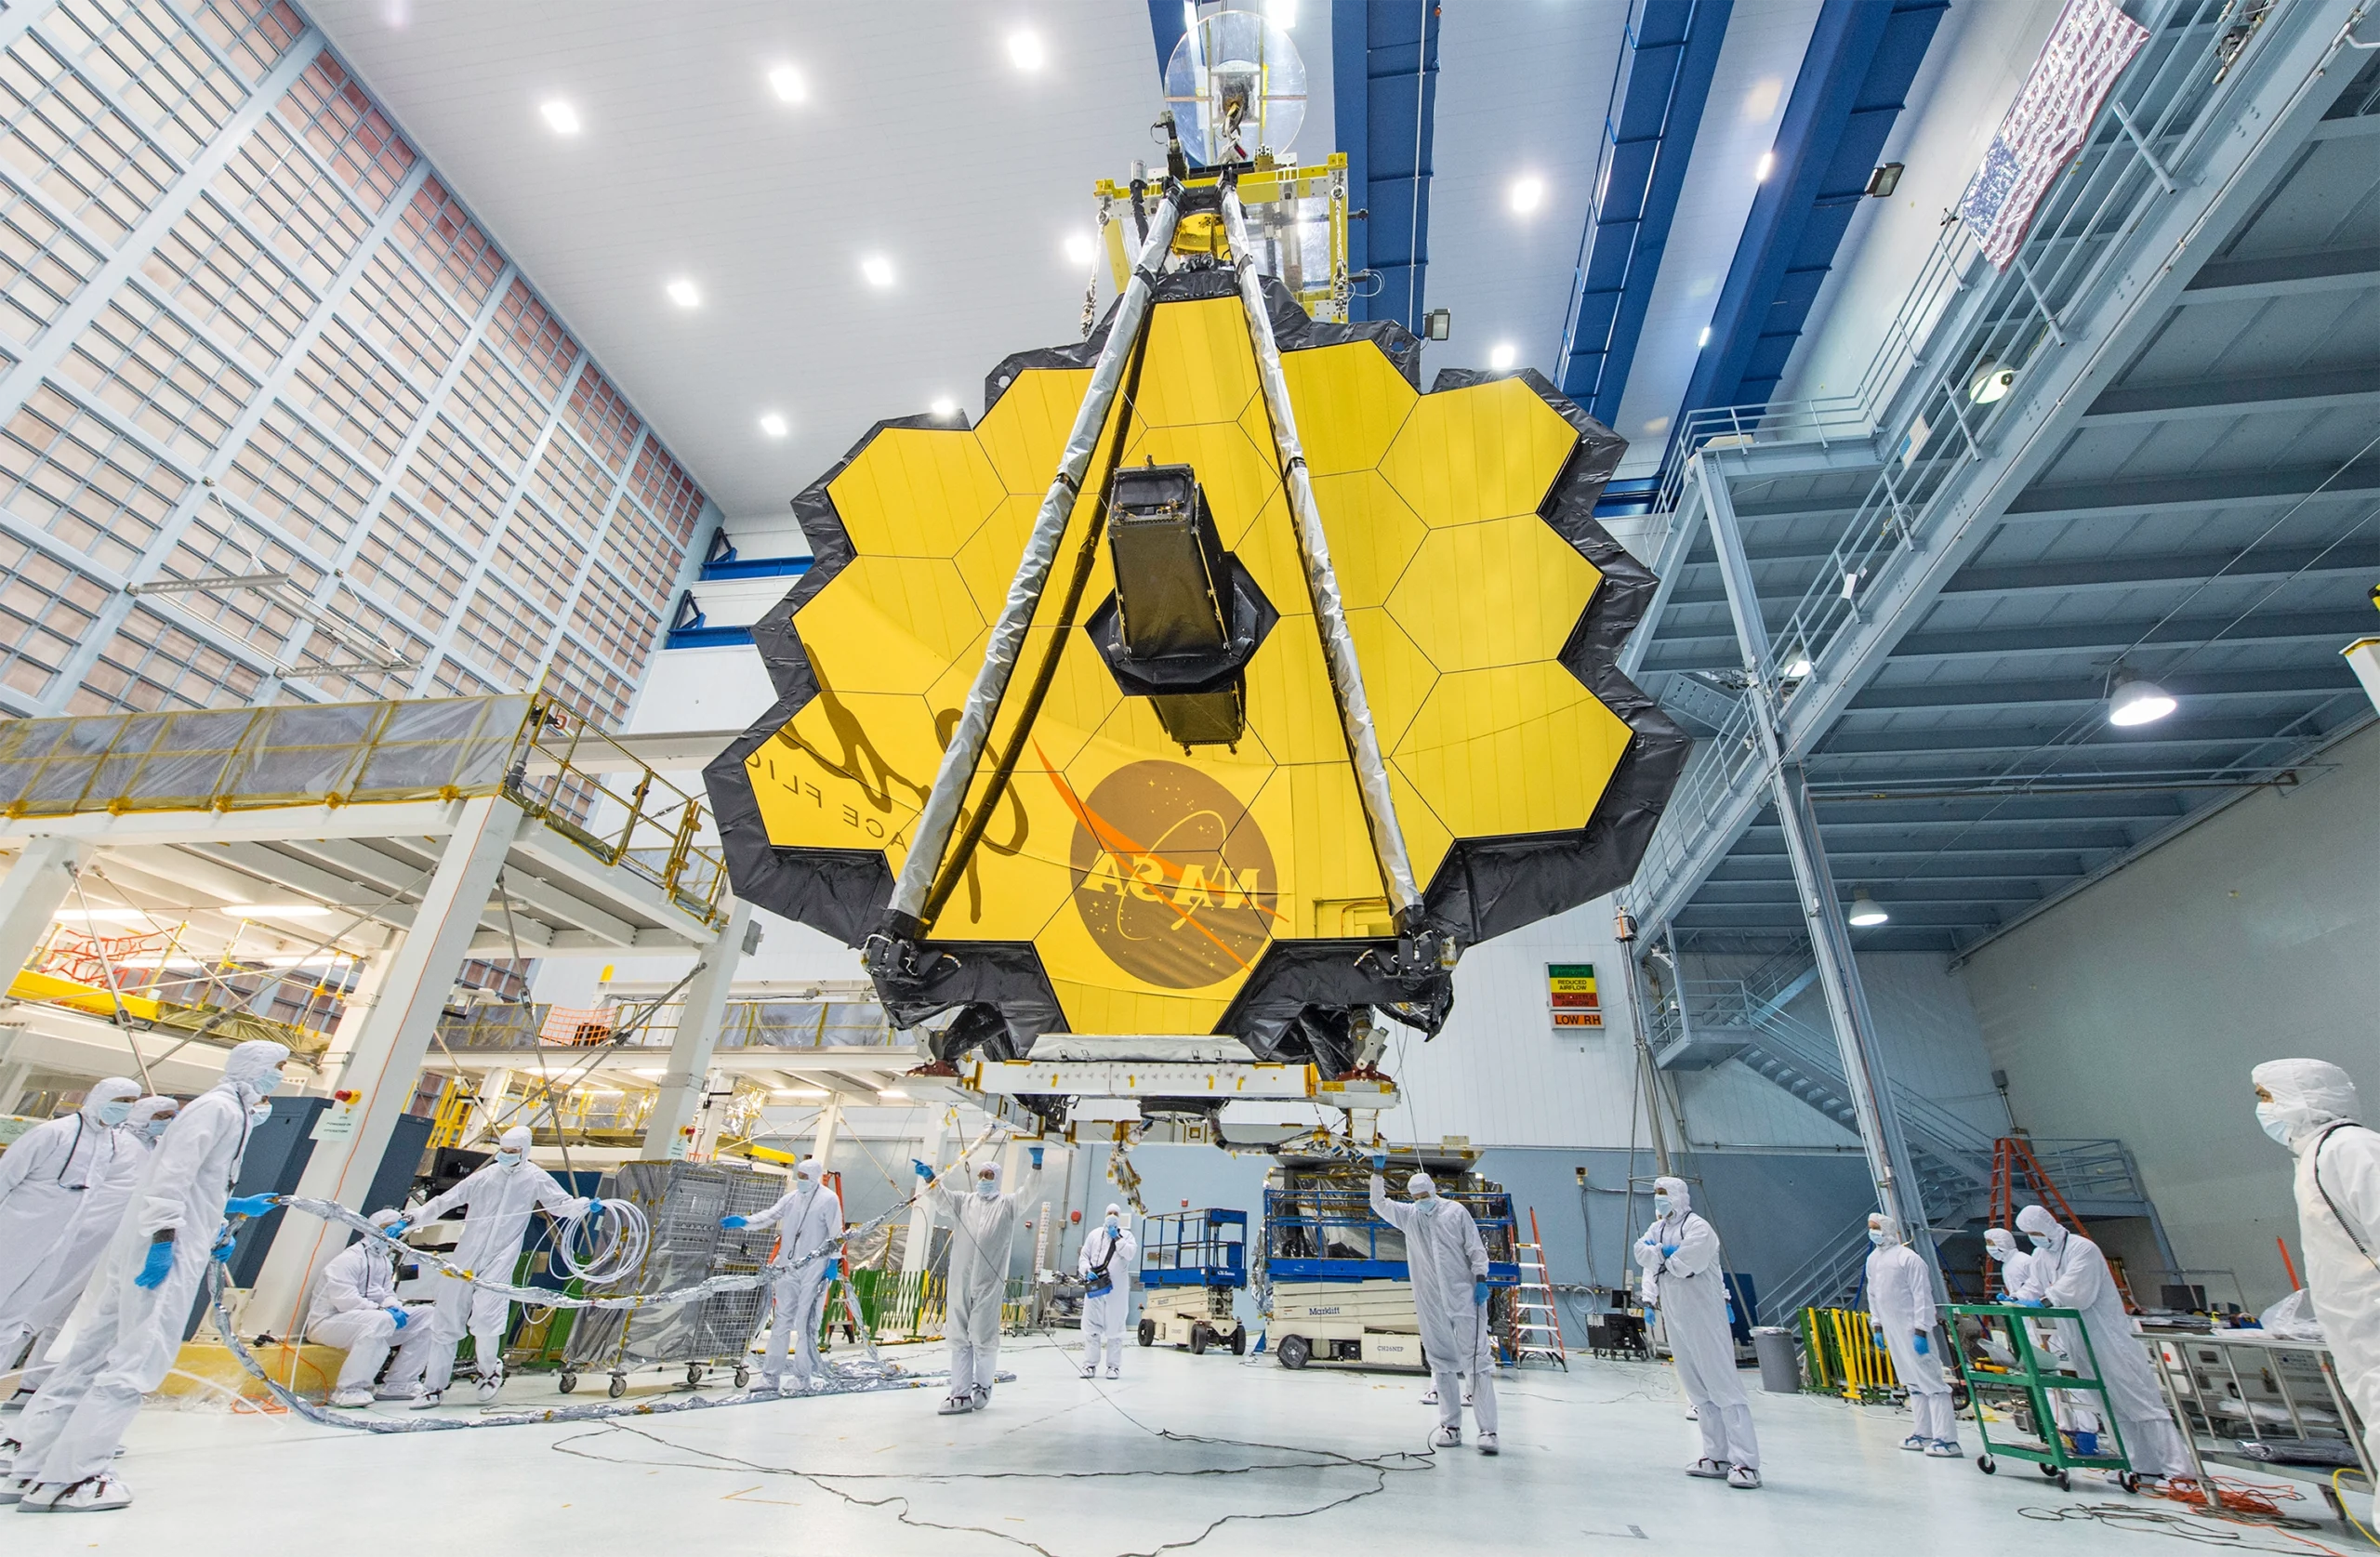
[1948,1302,2139,1492]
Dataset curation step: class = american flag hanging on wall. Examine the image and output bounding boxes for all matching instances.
[1958,0,2151,270]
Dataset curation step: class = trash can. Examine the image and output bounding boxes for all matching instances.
[1752,1326,1801,1393]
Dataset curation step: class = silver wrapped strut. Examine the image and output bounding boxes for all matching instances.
[885,190,1184,928]
[1220,183,1425,920]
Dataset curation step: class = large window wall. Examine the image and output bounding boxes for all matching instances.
[0,0,714,727]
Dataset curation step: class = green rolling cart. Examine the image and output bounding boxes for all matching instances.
[1946,1302,2139,1492]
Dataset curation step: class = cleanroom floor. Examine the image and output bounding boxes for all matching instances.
[7,1335,2357,1554]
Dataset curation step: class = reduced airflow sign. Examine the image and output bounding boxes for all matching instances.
[1548,963,1601,1030]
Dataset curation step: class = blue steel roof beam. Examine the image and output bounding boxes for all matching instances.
[1672,0,1948,430]
[1335,0,1443,331]
[1848,666,2360,710]
[1625,4,2380,947]
[1147,0,1187,85]
[1555,0,1734,424]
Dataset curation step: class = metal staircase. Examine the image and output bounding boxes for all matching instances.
[1648,955,2164,1313]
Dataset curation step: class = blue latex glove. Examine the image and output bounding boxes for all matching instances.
[386,1306,409,1331]
[1913,1330,1931,1355]
[1474,1279,1488,1306]
[585,1197,602,1218]
[826,1259,842,1283]
[912,1159,935,1181]
[224,1194,277,1219]
[721,1215,748,1229]
[2023,1298,2049,1309]
[381,1217,411,1238]
[1659,1243,1678,1259]
[1370,1152,1388,1172]
[134,1237,175,1290]
[1029,1145,1044,1170]
[210,1224,238,1263]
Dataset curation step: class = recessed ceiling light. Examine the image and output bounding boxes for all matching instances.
[540,99,579,135]
[1755,151,1776,182]
[1488,342,1516,371]
[759,412,788,439]
[861,255,894,288]
[878,1088,909,1100]
[1697,325,1712,348]
[930,396,958,418]
[1008,30,1046,71]
[1509,176,1545,214]
[1063,232,1096,266]
[767,64,806,103]
[666,278,699,308]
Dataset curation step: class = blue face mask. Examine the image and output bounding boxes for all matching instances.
[145,1115,175,1140]
[1868,1226,1888,1246]
[1652,1195,1672,1218]
[96,1100,134,1127]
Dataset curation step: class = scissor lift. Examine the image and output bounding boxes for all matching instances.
[1137,1207,1249,1354]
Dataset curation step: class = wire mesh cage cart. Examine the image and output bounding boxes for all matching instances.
[1138,1208,1249,1354]
[560,1161,786,1397]
[1946,1302,2137,1492]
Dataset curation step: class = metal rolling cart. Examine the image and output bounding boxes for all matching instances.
[1137,1208,1249,1354]
[2148,1326,2373,1497]
[1946,1302,2139,1492]
[560,1161,785,1398]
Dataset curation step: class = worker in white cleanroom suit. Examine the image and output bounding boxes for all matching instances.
[2253,1058,2380,1524]
[722,1156,843,1392]
[1371,1161,1500,1454]
[0,1078,142,1372]
[306,1209,435,1407]
[1635,1175,1760,1488]
[2014,1202,2191,1480]
[1864,1212,1959,1457]
[1076,1203,1137,1380]
[913,1148,1041,1414]
[1985,1226,2043,1300]
[9,1098,178,1398]
[3,1040,289,1513]
[382,1123,592,1406]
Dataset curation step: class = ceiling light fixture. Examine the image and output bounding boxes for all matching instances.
[1754,150,1776,182]
[1846,890,1889,927]
[1967,360,2016,404]
[539,99,580,136]
[1509,175,1545,214]
[666,278,700,308]
[1266,0,1299,27]
[930,396,958,418]
[53,908,149,924]
[1008,30,1046,71]
[878,1088,909,1100]
[774,1088,827,1100]
[1063,232,1096,266]
[759,412,788,439]
[767,64,806,103]
[1488,342,1516,371]
[2108,671,2176,727]
[226,903,333,917]
[1779,642,1814,680]
[860,255,894,288]
[1697,325,1712,348]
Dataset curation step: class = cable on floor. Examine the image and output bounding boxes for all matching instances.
[2332,1469,2379,1550]
[549,1329,1445,1557]
[2017,1503,2345,1554]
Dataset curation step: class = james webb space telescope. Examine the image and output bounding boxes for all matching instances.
[704,11,1686,1146]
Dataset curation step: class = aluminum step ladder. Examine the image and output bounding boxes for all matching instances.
[1508,1210,1567,1370]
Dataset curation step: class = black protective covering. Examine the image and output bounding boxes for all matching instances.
[705,293,1684,1065]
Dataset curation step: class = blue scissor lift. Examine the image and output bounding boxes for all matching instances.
[1137,1208,1250,1354]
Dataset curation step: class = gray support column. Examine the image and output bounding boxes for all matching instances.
[0,838,91,984]
[1694,457,1937,1281]
[637,899,751,1158]
[245,796,524,1339]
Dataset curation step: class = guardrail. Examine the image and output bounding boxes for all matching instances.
[434,997,910,1053]
[1626,0,2300,930]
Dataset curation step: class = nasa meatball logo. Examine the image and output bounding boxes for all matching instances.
[1062,760,1278,988]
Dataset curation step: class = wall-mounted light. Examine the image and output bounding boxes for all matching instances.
[1866,163,1904,198]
